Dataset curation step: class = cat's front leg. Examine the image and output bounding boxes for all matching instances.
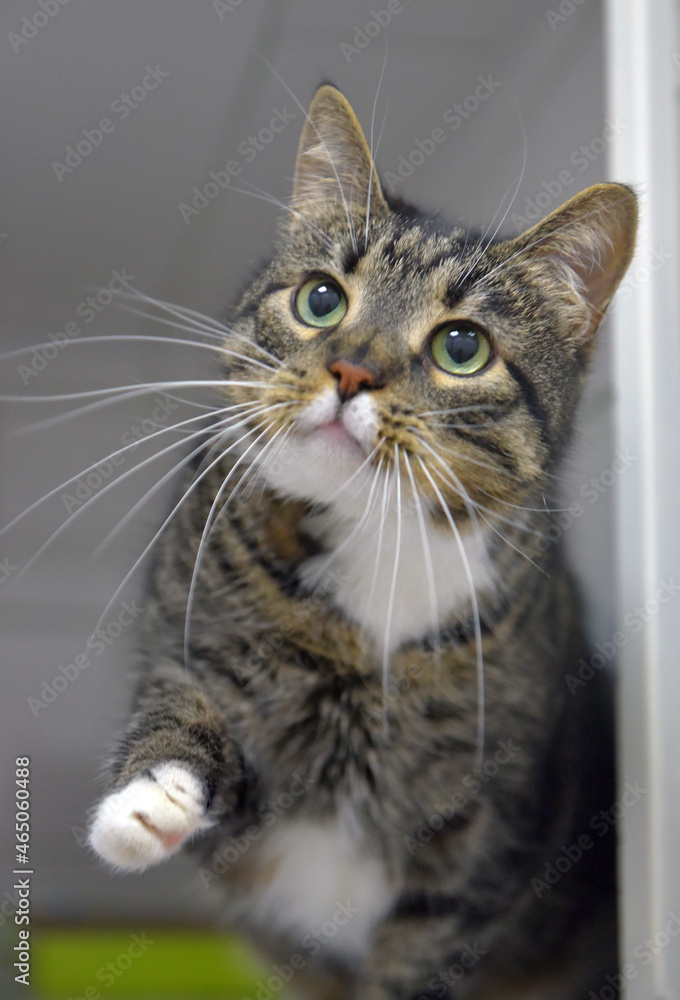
[88,666,241,872]
[354,912,491,1000]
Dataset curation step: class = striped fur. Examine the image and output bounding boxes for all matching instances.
[88,87,637,998]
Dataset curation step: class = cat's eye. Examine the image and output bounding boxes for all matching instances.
[430,324,492,376]
[295,276,347,328]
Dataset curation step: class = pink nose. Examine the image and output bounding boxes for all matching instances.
[328,360,379,401]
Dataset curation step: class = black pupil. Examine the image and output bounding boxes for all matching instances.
[445,329,479,364]
[308,282,340,317]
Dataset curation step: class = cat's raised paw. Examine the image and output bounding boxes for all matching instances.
[88,762,214,872]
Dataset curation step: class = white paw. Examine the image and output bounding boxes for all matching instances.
[88,762,214,872]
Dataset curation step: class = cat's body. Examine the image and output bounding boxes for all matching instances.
[88,87,637,998]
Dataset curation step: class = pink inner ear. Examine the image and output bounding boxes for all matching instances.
[567,236,619,314]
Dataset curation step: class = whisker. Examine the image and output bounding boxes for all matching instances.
[115,310,280,373]
[304,439,386,582]
[93,404,293,555]
[86,430,259,646]
[0,378,283,404]
[429,462,547,575]
[15,421,227,581]
[403,452,441,678]
[114,288,283,367]
[455,110,528,287]
[417,457,485,770]
[183,421,290,668]
[364,43,389,251]
[412,431,519,482]
[0,401,263,540]
[230,182,334,249]
[0,333,254,367]
[382,442,403,708]
[258,54,358,255]
[12,389,263,439]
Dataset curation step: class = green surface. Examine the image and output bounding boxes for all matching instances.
[32,928,271,999]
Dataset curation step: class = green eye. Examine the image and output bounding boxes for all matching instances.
[430,324,492,375]
[295,277,347,328]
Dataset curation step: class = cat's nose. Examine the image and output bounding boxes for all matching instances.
[328,359,383,402]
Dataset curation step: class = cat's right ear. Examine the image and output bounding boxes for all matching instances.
[290,85,390,232]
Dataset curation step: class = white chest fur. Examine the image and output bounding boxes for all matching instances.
[248,812,395,960]
[258,388,498,659]
[301,501,495,658]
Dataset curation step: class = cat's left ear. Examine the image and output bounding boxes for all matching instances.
[512,183,638,341]
[290,85,390,231]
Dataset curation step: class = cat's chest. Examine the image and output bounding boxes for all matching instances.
[226,808,396,960]
[298,501,497,658]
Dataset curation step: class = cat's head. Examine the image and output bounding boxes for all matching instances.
[224,85,637,526]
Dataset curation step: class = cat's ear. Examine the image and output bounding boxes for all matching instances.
[290,85,389,230]
[513,183,638,341]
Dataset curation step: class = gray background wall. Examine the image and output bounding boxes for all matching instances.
[0,0,616,935]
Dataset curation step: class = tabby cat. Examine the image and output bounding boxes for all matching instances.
[88,85,637,999]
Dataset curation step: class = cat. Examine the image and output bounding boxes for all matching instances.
[87,84,637,999]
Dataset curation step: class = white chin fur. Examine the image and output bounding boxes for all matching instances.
[255,388,498,657]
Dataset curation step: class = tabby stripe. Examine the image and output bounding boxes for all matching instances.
[504,361,552,452]
[342,245,363,274]
[393,890,462,919]
[237,280,289,317]
[452,427,518,472]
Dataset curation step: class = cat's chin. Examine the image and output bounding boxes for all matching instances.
[309,420,366,459]
[257,426,375,513]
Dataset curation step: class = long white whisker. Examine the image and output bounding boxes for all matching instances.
[365,44,389,251]
[258,55,358,255]
[93,404,293,555]
[0,402,262,540]
[183,421,290,668]
[114,312,280,373]
[403,453,441,678]
[305,439,385,581]
[455,112,528,287]
[382,443,403,706]
[86,423,275,643]
[230,182,334,249]
[12,389,262,439]
[15,421,228,580]
[1,378,283,404]
[418,457,485,770]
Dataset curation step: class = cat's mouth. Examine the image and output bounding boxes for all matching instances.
[309,417,365,457]
[295,389,378,460]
